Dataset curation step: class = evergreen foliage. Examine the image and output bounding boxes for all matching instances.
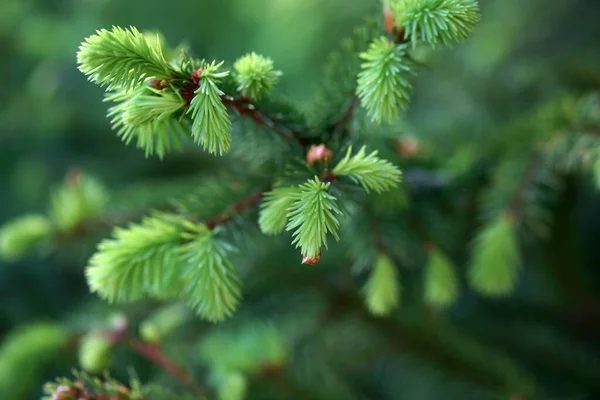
[78,332,114,373]
[187,61,232,155]
[179,233,241,322]
[333,146,402,193]
[0,323,68,399]
[424,247,459,308]
[390,0,480,48]
[356,37,414,123]
[86,213,190,303]
[233,53,282,101]
[258,186,301,235]
[0,214,51,261]
[286,179,342,260]
[468,214,522,296]
[77,26,176,90]
[363,253,400,316]
[7,0,600,398]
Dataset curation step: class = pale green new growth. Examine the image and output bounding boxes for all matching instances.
[0,215,52,262]
[199,322,286,374]
[392,0,480,48]
[258,186,301,235]
[86,213,190,303]
[233,52,282,101]
[179,234,241,322]
[49,174,109,231]
[187,61,232,155]
[77,26,174,91]
[424,248,459,308]
[121,88,186,126]
[106,88,186,158]
[0,323,68,400]
[286,178,342,259]
[468,215,521,296]
[78,333,113,373]
[333,146,402,193]
[357,37,414,123]
[363,253,400,316]
[139,303,188,344]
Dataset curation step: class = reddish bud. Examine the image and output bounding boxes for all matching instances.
[149,79,170,90]
[306,144,333,165]
[302,254,321,265]
[384,6,396,34]
[396,135,420,158]
[192,67,204,85]
[53,385,81,400]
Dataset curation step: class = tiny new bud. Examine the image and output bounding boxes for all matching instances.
[52,385,81,400]
[396,135,420,158]
[306,144,333,165]
[384,6,396,34]
[302,253,321,265]
[192,67,204,84]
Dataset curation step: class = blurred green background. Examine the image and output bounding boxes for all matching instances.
[1,0,600,398]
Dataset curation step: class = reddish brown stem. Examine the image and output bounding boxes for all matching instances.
[222,96,307,146]
[206,191,264,230]
[126,339,205,396]
[332,94,360,136]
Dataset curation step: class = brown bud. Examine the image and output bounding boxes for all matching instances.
[384,6,396,34]
[192,67,204,85]
[302,253,321,265]
[396,135,420,158]
[306,144,333,165]
[53,385,81,400]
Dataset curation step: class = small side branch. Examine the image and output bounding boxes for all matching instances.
[222,96,308,147]
[332,94,360,137]
[206,190,265,230]
[126,339,205,396]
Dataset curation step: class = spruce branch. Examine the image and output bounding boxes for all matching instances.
[77,26,176,91]
[85,213,193,303]
[286,178,343,259]
[179,233,241,322]
[424,247,459,308]
[363,253,400,316]
[233,52,282,101]
[356,37,414,123]
[391,0,481,48]
[223,96,307,146]
[468,214,522,297]
[259,187,300,235]
[333,146,402,193]
[106,88,187,158]
[187,60,232,155]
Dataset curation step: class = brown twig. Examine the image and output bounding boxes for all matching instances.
[205,190,265,230]
[126,339,205,396]
[222,96,308,147]
[332,94,360,136]
[106,320,206,397]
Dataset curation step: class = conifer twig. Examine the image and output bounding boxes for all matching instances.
[126,338,205,396]
[222,96,308,147]
[108,322,206,396]
[205,190,265,230]
[332,94,360,136]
